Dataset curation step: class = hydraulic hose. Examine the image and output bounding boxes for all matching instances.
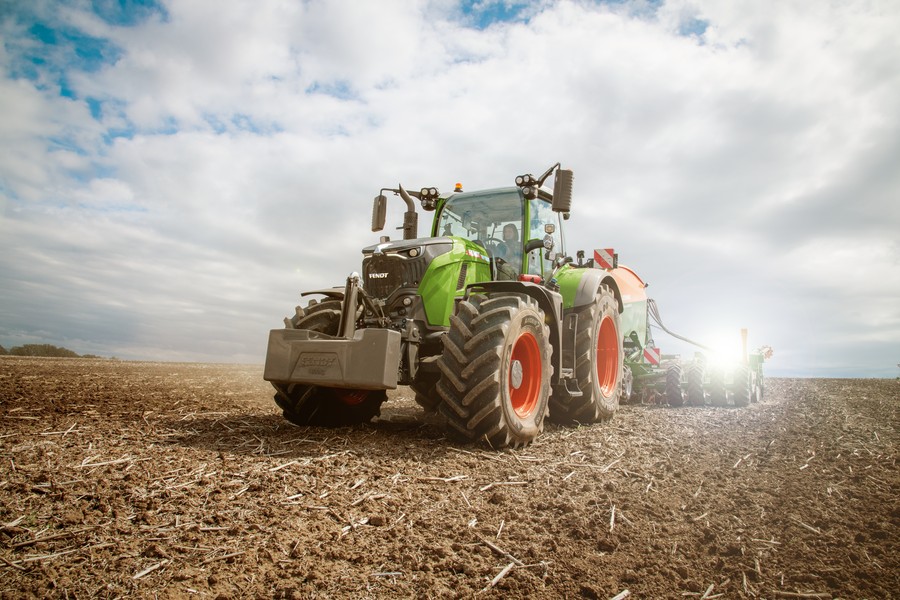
[647,298,711,351]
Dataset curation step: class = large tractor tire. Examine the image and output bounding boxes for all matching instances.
[730,364,752,407]
[272,298,386,427]
[686,359,706,406]
[665,364,685,406]
[550,285,623,424]
[435,293,552,448]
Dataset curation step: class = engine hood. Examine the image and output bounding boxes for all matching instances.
[362,236,454,256]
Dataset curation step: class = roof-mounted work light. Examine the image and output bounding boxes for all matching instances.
[515,173,538,198]
[419,186,439,210]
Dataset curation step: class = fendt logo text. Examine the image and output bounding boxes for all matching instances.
[369,272,390,279]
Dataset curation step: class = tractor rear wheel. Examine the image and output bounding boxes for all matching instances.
[550,285,623,424]
[435,293,551,448]
[273,298,386,427]
[665,364,685,406]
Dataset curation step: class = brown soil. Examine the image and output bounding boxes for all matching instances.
[0,357,896,599]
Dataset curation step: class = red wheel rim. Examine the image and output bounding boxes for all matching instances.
[333,389,368,406]
[596,315,619,396]
[508,331,542,418]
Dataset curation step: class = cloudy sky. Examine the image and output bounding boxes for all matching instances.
[1,0,898,377]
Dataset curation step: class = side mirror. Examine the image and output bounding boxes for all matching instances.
[552,169,573,213]
[372,194,387,232]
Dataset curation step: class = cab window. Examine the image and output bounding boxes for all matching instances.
[525,198,564,277]
[435,190,525,280]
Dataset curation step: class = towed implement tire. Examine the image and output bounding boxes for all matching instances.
[686,359,706,406]
[665,364,685,406]
[550,285,623,424]
[752,375,764,404]
[708,367,727,406]
[435,293,551,448]
[730,364,752,407]
[620,365,634,404]
[272,298,386,427]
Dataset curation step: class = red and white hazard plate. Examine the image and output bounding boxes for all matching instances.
[593,248,615,270]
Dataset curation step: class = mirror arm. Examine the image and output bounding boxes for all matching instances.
[536,162,561,188]
[524,239,544,254]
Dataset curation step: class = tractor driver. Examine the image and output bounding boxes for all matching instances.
[495,223,521,280]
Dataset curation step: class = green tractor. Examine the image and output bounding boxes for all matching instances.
[264,163,633,448]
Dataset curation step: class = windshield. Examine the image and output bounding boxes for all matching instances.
[436,190,524,243]
[435,190,567,279]
[435,189,525,279]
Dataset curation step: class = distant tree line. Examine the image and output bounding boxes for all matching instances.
[0,344,106,359]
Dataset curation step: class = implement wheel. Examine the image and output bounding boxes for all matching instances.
[708,367,727,406]
[272,299,385,427]
[686,359,706,406]
[620,365,634,404]
[436,293,551,448]
[665,364,685,407]
[730,364,751,407]
[550,285,623,424]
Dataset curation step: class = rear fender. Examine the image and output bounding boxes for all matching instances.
[556,267,623,313]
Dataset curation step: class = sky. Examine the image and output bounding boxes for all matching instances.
[1,0,898,377]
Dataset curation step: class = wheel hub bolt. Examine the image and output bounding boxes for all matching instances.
[511,360,523,389]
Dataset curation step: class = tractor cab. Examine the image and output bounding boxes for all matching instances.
[433,187,566,281]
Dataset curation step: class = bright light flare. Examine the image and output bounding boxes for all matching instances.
[705,331,745,368]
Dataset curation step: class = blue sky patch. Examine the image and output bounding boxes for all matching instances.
[459,1,531,29]
[90,0,169,26]
[679,17,709,38]
[305,80,359,102]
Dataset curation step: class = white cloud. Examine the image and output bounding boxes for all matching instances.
[1,0,898,375]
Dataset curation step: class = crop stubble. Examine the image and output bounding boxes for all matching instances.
[0,357,896,598]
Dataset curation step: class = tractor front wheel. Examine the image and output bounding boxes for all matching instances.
[411,372,441,413]
[436,293,551,448]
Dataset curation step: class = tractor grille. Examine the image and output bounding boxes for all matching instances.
[363,254,428,299]
[456,262,468,290]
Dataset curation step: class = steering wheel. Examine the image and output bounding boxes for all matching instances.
[484,237,507,257]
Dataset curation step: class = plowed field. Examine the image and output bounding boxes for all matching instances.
[1,357,897,599]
